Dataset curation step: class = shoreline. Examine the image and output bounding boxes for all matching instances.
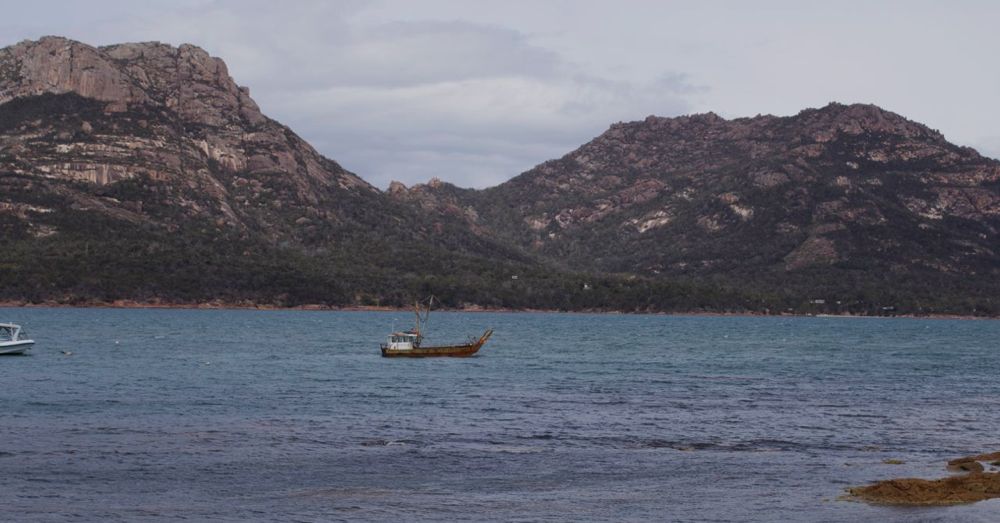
[0,300,993,320]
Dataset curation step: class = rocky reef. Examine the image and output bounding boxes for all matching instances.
[848,452,1000,505]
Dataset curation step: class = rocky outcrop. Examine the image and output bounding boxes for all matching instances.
[849,452,1000,506]
[0,37,263,124]
[849,473,1000,506]
[0,37,149,110]
[102,41,265,126]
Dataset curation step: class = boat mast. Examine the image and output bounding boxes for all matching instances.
[413,300,422,337]
[412,296,434,338]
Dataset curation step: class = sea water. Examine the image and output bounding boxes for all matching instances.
[2,308,999,522]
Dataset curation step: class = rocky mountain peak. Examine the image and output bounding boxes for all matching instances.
[444,101,1000,305]
[0,37,264,127]
[797,102,945,142]
[101,40,265,126]
[0,36,149,111]
[550,101,989,187]
[387,180,408,194]
[638,111,726,128]
[1,36,376,246]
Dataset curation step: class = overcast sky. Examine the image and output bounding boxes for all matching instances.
[2,1,998,188]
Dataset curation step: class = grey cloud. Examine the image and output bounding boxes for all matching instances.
[654,72,709,95]
[97,6,562,91]
[975,141,1000,161]
[40,2,1000,192]
[4,1,694,190]
[266,69,693,188]
[336,20,563,87]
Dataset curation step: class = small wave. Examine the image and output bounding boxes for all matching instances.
[634,437,858,453]
[641,439,683,449]
[591,399,629,405]
[359,438,418,447]
[288,487,394,499]
[729,439,806,452]
[835,413,889,419]
[517,433,556,440]
[485,445,544,454]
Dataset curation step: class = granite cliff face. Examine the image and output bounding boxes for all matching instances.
[393,104,1000,310]
[0,36,382,245]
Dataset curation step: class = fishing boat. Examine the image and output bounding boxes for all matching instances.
[380,298,493,358]
[0,323,34,355]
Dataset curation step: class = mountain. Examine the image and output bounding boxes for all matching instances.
[392,104,1000,314]
[2,37,997,314]
[0,37,576,308]
[0,37,381,239]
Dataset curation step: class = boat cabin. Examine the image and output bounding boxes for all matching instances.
[0,323,26,342]
[383,331,422,351]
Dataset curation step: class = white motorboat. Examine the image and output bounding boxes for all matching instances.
[0,323,34,355]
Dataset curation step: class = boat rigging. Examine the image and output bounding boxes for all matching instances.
[380,297,493,358]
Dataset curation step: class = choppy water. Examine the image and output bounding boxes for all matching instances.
[2,308,999,522]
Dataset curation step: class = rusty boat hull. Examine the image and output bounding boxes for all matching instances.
[381,329,493,358]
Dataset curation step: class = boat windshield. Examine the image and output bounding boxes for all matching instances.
[0,327,12,341]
